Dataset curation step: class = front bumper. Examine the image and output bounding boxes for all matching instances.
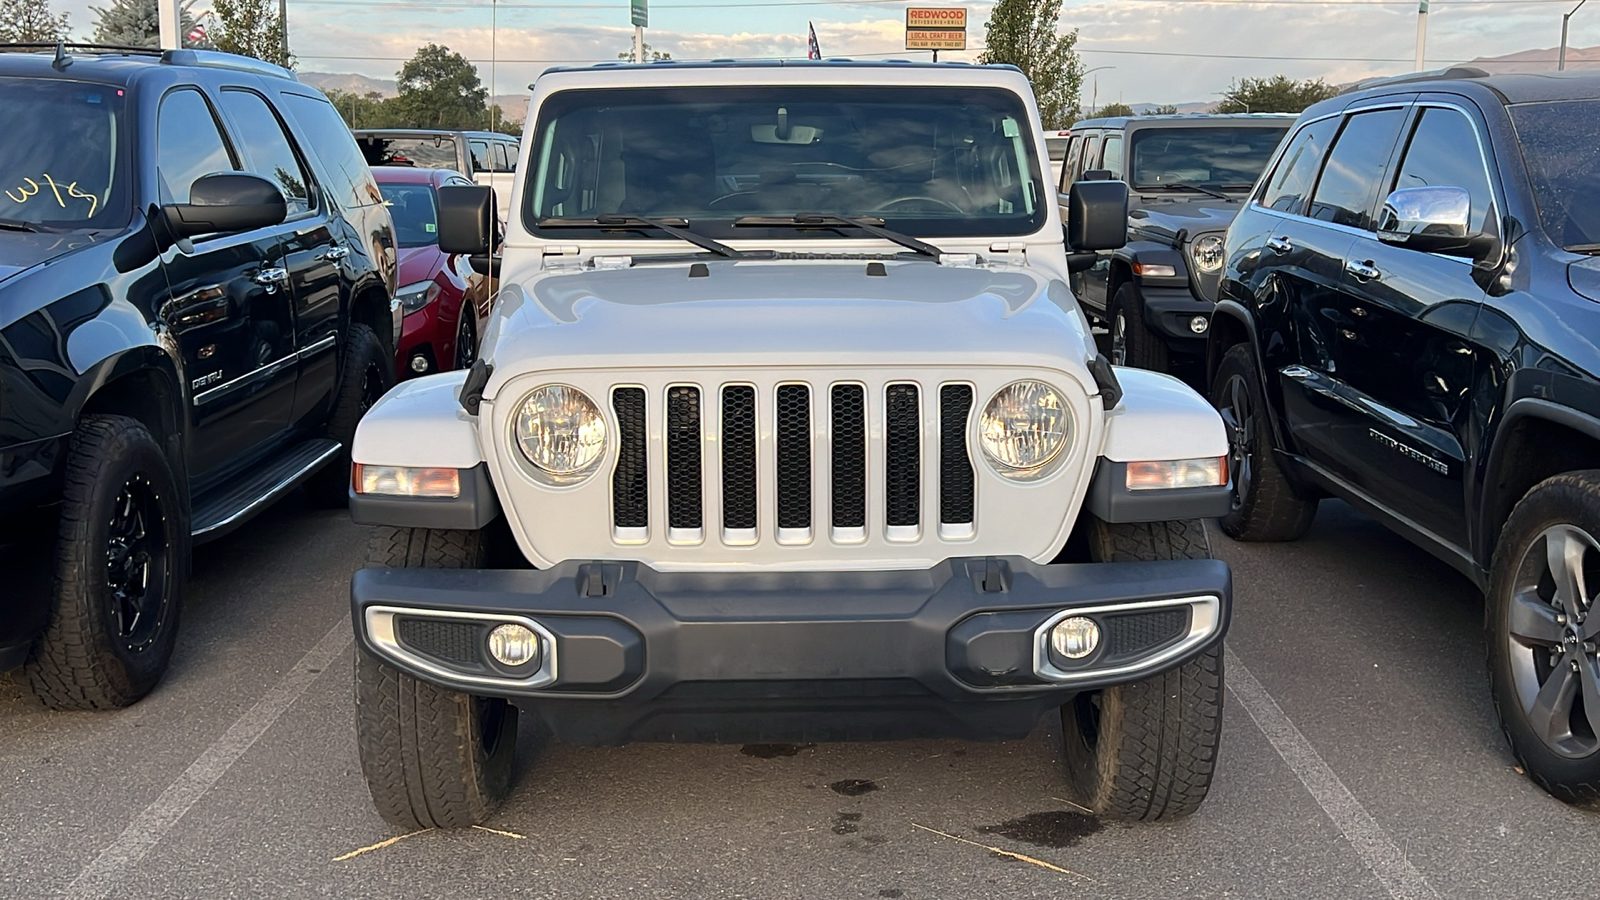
[352,555,1231,744]
[1139,286,1215,350]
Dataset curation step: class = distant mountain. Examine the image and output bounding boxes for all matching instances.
[1468,44,1600,72]
[298,71,531,123]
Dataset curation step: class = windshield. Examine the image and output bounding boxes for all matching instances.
[1509,99,1600,251]
[524,86,1049,240]
[377,182,439,248]
[0,78,128,228]
[1129,126,1289,191]
[358,134,458,169]
[1046,137,1070,161]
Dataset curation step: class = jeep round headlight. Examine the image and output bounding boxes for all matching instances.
[1192,234,1226,274]
[979,381,1071,472]
[513,385,606,477]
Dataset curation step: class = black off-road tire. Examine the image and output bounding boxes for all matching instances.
[1060,518,1224,821]
[1485,473,1600,804]
[25,415,186,710]
[1210,343,1317,542]
[1109,282,1170,372]
[355,527,519,829]
[305,323,394,508]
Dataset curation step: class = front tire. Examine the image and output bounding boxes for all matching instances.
[1486,473,1600,804]
[25,415,186,710]
[1109,282,1169,372]
[305,323,393,508]
[354,527,519,829]
[1059,518,1224,821]
[1210,343,1318,542]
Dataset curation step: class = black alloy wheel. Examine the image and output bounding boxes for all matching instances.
[1216,369,1255,515]
[1207,344,1317,542]
[105,475,171,654]
[1110,309,1128,367]
[454,312,478,371]
[1502,523,1600,760]
[358,357,386,416]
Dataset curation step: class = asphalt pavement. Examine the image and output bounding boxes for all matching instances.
[1,492,1593,899]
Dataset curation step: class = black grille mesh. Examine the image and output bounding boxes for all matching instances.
[775,385,812,530]
[666,386,703,530]
[722,386,757,530]
[939,385,975,525]
[831,384,866,530]
[612,388,648,529]
[885,384,920,528]
[1104,608,1188,656]
[396,617,481,666]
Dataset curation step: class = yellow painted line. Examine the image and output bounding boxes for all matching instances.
[471,825,526,839]
[910,823,1095,882]
[333,829,431,862]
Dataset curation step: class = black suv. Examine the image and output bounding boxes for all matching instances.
[1056,114,1292,373]
[0,45,398,709]
[1208,67,1600,802]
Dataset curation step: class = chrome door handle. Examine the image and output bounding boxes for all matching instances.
[253,267,289,293]
[1345,260,1381,281]
[318,245,350,262]
[1265,236,1293,254]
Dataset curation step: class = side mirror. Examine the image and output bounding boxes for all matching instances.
[437,184,496,255]
[1081,168,1114,182]
[1377,186,1493,259]
[1066,252,1099,273]
[1067,179,1129,252]
[162,172,287,238]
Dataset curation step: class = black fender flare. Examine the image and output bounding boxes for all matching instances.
[1475,397,1600,566]
[66,342,188,479]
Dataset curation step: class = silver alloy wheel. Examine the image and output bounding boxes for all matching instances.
[1506,523,1600,758]
[1111,311,1127,366]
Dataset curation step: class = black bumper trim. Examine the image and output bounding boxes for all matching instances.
[1084,459,1231,523]
[1140,287,1215,345]
[348,463,500,530]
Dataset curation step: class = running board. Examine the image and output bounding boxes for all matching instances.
[191,439,341,543]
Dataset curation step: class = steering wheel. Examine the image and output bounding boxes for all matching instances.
[870,196,965,215]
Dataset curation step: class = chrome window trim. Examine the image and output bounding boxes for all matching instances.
[192,352,297,406]
[1032,595,1222,683]
[364,605,558,690]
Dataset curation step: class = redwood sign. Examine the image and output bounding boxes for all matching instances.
[905,7,966,50]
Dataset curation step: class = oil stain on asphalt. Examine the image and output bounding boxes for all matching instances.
[978,811,1103,848]
[829,778,880,796]
[739,743,813,758]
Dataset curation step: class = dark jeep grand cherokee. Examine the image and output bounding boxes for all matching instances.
[0,45,398,710]
[1056,114,1292,375]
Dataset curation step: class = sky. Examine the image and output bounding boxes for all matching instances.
[57,0,1595,107]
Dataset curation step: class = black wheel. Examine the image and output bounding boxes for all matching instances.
[304,323,394,508]
[1209,343,1317,542]
[1108,282,1169,372]
[25,415,186,710]
[1487,473,1600,803]
[452,308,478,371]
[1060,518,1224,821]
[354,527,519,829]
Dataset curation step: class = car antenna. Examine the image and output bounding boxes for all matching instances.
[52,40,72,70]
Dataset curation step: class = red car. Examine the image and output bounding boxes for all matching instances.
[372,167,494,378]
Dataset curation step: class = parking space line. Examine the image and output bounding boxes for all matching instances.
[63,620,352,900]
[1225,647,1439,900]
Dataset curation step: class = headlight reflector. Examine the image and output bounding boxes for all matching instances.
[1191,234,1226,274]
[397,279,442,312]
[979,381,1071,472]
[513,385,606,477]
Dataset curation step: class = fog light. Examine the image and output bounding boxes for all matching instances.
[1189,315,1209,334]
[487,623,540,667]
[410,355,430,373]
[1050,616,1101,660]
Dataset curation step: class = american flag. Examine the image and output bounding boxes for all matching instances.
[807,22,821,59]
[186,23,207,43]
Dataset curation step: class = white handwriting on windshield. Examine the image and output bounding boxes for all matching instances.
[4,174,99,217]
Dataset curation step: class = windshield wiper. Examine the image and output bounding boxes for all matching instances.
[1565,242,1600,255]
[1163,183,1231,200]
[0,218,42,233]
[733,214,943,259]
[538,215,743,258]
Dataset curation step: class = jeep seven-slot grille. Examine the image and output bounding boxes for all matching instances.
[610,381,977,542]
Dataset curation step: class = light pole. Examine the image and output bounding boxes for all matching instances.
[1561,0,1589,70]
[490,0,498,132]
[1082,65,1115,116]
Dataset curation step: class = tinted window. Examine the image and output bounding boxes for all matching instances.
[1260,117,1337,214]
[1101,133,1124,179]
[282,94,382,209]
[157,89,236,204]
[1308,108,1407,229]
[1129,126,1289,189]
[1508,98,1600,250]
[358,135,458,169]
[220,90,313,217]
[1083,135,1101,175]
[1392,106,1494,233]
[1045,136,1070,161]
[469,140,491,172]
[498,141,517,172]
[491,142,509,172]
[377,182,437,248]
[1061,136,1083,189]
[0,78,129,227]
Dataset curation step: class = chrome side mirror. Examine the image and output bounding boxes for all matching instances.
[1377,186,1492,258]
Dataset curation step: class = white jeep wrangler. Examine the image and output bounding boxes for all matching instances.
[346,60,1234,830]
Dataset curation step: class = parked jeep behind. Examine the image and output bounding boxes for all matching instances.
[347,60,1236,829]
[1056,114,1292,373]
[0,45,398,709]
[1209,67,1600,802]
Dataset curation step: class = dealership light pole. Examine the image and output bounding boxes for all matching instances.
[1561,0,1590,70]
[158,0,179,49]
[1414,0,1428,71]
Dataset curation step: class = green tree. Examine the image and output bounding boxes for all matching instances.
[977,0,1083,129]
[211,0,289,67]
[90,0,206,48]
[0,0,70,43]
[617,41,671,63]
[488,105,522,137]
[1140,103,1180,115]
[1096,102,1134,118]
[1215,75,1338,114]
[391,44,488,130]
[325,89,402,129]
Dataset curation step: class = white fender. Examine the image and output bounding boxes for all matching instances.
[351,371,485,468]
[1100,368,1228,462]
